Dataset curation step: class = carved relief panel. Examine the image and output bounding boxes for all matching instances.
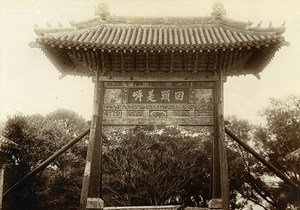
[102,81,215,128]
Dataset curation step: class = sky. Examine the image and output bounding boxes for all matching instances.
[1,0,300,124]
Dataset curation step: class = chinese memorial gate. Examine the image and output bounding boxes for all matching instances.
[31,2,287,210]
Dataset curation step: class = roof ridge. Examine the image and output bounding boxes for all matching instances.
[34,14,285,36]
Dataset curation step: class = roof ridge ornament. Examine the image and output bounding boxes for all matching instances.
[268,21,272,28]
[211,2,227,19]
[94,0,110,20]
[257,21,262,27]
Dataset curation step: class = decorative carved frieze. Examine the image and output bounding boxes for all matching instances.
[102,81,215,126]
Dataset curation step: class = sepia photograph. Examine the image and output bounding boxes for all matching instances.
[1,0,299,209]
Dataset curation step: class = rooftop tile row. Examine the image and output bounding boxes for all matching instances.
[35,19,285,50]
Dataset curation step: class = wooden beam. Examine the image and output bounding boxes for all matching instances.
[206,51,210,72]
[85,50,94,75]
[91,50,97,74]
[193,51,198,73]
[3,128,90,198]
[217,71,230,210]
[225,127,300,192]
[121,51,125,73]
[170,51,174,73]
[183,51,186,71]
[146,51,149,73]
[222,50,229,73]
[213,51,219,71]
[227,50,234,72]
[101,51,106,75]
[108,52,112,73]
[232,49,239,70]
[212,80,221,199]
[218,51,225,74]
[0,164,6,210]
[80,68,105,209]
[81,50,87,68]
[134,51,137,72]
[158,51,161,71]
[90,80,104,198]
[103,205,180,210]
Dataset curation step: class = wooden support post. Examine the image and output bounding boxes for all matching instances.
[210,75,222,209]
[225,127,300,192]
[210,71,230,209]
[0,163,5,210]
[212,83,221,199]
[80,69,105,209]
[217,72,230,210]
[3,128,90,198]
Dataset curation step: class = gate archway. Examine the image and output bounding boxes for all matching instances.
[31,2,287,209]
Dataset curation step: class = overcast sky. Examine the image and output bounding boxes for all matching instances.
[1,0,300,124]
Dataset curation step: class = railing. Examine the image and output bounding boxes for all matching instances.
[104,205,181,210]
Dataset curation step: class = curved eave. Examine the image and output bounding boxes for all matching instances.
[40,46,90,77]
[243,44,282,76]
[36,39,284,52]
[36,42,284,78]
[32,15,287,78]
[34,25,285,52]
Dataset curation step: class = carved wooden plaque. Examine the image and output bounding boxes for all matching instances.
[103,81,214,127]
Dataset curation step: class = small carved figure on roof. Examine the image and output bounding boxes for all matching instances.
[211,2,227,19]
[94,0,110,20]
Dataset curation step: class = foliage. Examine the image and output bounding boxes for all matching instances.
[1,95,299,210]
[225,95,300,210]
[1,109,88,210]
[102,126,212,207]
[254,95,300,209]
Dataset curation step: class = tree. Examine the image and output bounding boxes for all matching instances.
[2,95,299,210]
[225,95,300,210]
[225,115,281,210]
[254,95,300,209]
[225,115,257,209]
[1,109,88,210]
[102,126,212,207]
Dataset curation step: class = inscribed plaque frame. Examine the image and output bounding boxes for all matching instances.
[102,81,216,127]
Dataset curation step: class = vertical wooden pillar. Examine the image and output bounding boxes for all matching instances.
[80,69,104,209]
[0,163,5,210]
[209,72,230,210]
[209,78,222,209]
[217,72,230,210]
[212,82,221,199]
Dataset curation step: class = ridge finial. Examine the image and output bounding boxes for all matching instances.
[94,0,110,20]
[211,2,226,19]
[257,21,262,27]
[268,21,272,28]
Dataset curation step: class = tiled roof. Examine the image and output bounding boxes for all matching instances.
[34,16,286,51]
[31,6,287,78]
[0,135,18,155]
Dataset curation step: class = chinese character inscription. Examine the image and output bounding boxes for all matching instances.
[129,88,188,103]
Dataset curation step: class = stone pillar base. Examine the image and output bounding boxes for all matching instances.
[86,198,104,209]
[208,199,222,209]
